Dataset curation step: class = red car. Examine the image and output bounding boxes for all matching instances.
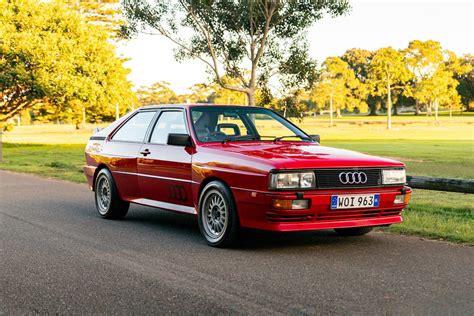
[84,104,411,247]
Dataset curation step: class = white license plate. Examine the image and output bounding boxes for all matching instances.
[331,194,380,209]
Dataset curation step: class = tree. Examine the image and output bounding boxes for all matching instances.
[136,81,179,105]
[341,48,378,115]
[67,0,124,35]
[121,0,350,105]
[0,0,134,126]
[405,40,444,115]
[311,57,365,124]
[368,47,412,129]
[451,54,473,111]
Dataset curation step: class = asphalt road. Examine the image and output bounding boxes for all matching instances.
[1,170,473,315]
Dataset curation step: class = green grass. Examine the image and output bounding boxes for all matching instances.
[0,143,86,183]
[325,140,474,179]
[380,189,474,245]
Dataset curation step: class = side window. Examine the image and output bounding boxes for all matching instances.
[149,111,187,144]
[112,111,156,142]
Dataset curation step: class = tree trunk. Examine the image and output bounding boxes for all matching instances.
[415,100,420,115]
[369,104,377,116]
[427,102,432,116]
[434,98,439,123]
[247,90,256,106]
[336,108,341,118]
[387,83,392,130]
[329,94,333,126]
[393,102,398,116]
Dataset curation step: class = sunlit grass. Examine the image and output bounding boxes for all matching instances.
[379,189,474,245]
[0,143,86,183]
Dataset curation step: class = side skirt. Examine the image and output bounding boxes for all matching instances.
[130,198,197,215]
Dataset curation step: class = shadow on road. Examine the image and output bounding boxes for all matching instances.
[121,204,379,250]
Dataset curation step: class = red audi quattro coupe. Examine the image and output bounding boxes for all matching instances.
[84,104,411,247]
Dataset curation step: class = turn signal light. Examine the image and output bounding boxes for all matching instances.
[394,192,411,204]
[272,199,309,210]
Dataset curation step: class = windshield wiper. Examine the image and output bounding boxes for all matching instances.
[221,135,258,144]
[273,135,314,142]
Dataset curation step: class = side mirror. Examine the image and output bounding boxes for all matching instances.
[167,133,193,147]
[310,134,320,143]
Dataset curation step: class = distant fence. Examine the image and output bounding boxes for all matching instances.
[407,176,474,194]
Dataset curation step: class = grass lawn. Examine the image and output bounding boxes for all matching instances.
[1,117,473,244]
[380,189,474,245]
[325,140,474,179]
[0,143,86,183]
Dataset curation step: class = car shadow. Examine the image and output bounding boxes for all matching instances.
[122,204,381,250]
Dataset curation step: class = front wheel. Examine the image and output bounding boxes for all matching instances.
[198,181,239,247]
[335,226,373,236]
[94,168,129,219]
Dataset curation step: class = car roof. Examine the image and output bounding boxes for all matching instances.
[139,104,259,111]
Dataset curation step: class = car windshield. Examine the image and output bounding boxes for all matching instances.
[190,106,311,143]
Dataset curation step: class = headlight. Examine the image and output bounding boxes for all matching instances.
[382,169,406,185]
[270,172,315,189]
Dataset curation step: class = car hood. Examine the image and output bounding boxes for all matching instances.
[203,142,404,170]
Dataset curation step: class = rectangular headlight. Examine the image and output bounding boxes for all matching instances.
[382,169,406,185]
[270,172,315,189]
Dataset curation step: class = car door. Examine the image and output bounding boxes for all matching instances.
[104,110,157,201]
[137,110,195,213]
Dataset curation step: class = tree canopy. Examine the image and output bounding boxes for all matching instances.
[0,0,134,124]
[121,0,350,105]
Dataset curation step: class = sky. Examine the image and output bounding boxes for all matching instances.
[117,0,474,94]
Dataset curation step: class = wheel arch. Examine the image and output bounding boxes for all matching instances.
[92,164,109,191]
[197,177,238,217]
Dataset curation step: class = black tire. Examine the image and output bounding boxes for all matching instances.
[94,168,129,219]
[198,181,239,247]
[335,226,373,236]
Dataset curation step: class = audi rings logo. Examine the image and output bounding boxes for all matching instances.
[339,172,368,184]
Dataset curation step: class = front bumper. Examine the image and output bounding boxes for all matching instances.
[233,186,411,232]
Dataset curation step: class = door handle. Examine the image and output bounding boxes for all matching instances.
[140,149,151,156]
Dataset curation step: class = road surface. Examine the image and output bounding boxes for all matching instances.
[1,170,473,314]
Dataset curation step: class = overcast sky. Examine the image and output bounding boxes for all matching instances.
[117,0,474,94]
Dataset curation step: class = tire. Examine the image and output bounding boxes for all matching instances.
[198,181,239,247]
[335,226,373,236]
[94,168,129,219]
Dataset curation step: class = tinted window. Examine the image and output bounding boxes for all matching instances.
[112,111,155,142]
[149,111,187,144]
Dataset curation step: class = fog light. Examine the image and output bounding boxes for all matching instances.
[394,194,405,204]
[272,199,310,210]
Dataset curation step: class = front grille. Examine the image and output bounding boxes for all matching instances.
[315,168,382,189]
[266,212,314,222]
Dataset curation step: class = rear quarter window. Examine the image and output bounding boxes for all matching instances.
[112,111,156,142]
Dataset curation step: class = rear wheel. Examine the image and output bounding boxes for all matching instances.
[335,226,373,236]
[94,168,129,219]
[198,181,239,247]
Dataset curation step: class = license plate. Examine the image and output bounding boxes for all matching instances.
[331,194,380,209]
